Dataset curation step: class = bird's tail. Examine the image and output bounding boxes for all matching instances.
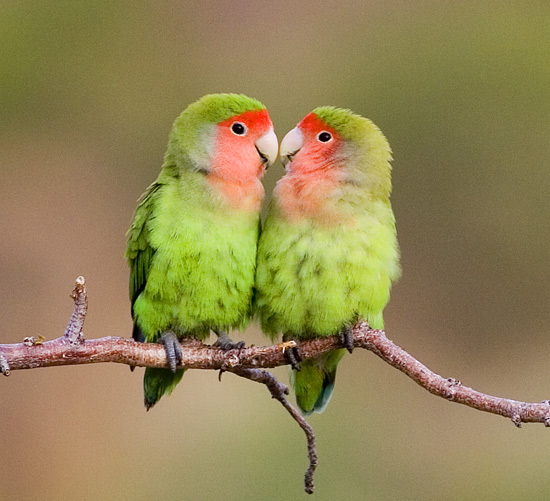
[143,368,185,410]
[290,349,345,416]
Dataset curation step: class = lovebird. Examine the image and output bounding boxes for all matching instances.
[126,94,278,409]
[254,107,400,415]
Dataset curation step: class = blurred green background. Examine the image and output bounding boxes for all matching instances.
[1,1,549,499]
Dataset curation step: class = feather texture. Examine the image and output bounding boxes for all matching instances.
[255,107,400,415]
[126,94,275,407]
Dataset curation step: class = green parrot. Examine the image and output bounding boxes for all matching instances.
[126,94,278,409]
[254,107,400,415]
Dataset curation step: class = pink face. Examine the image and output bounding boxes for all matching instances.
[275,113,350,222]
[282,113,342,175]
[211,109,277,183]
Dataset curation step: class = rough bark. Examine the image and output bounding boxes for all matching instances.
[2,277,550,494]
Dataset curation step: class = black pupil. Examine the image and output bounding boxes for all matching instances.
[318,132,331,142]
[232,123,245,135]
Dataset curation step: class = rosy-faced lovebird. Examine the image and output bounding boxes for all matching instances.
[126,94,278,409]
[254,107,400,415]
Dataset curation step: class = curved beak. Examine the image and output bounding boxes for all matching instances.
[280,127,303,166]
[255,128,278,168]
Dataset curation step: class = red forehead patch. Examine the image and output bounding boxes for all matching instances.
[298,112,340,140]
[219,108,272,129]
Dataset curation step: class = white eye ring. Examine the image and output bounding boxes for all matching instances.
[317,131,332,143]
[231,122,248,136]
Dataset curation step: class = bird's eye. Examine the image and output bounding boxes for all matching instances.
[317,131,332,143]
[231,122,247,136]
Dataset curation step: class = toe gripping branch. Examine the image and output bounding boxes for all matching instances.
[284,342,303,371]
[159,332,183,372]
[214,332,246,351]
[340,325,355,353]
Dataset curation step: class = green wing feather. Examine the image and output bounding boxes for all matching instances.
[126,180,187,410]
[125,181,162,341]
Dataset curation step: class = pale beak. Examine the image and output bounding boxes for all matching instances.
[255,128,278,167]
[280,127,303,166]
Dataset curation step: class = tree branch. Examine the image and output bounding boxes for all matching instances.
[2,277,550,494]
[231,367,318,494]
[352,324,550,427]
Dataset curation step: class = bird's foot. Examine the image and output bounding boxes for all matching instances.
[284,341,303,371]
[214,332,245,351]
[159,331,182,372]
[340,325,355,353]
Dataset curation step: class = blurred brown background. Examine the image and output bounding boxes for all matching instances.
[1,1,549,499]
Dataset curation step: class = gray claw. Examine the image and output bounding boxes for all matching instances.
[285,343,302,371]
[159,331,182,372]
[340,326,355,353]
[214,333,245,351]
